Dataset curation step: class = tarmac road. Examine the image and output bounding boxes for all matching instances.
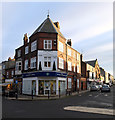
[2,86,114,119]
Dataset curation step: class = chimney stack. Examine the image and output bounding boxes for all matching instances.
[23,33,28,45]
[54,22,60,29]
[67,39,72,46]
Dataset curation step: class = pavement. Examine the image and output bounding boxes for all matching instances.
[5,90,89,101]
[2,86,115,119]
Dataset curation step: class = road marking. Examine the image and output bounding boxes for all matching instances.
[94,94,99,98]
[89,94,92,96]
[104,94,108,96]
[64,106,113,115]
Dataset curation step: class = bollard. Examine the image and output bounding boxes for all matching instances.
[32,90,33,100]
[59,88,60,98]
[48,90,49,99]
[15,92,18,99]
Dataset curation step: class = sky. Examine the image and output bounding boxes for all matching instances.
[1,1,114,75]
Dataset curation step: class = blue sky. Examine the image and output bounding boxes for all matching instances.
[1,2,113,75]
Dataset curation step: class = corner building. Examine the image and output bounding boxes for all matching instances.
[15,16,82,96]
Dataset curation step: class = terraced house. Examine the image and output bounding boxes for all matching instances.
[15,15,86,96]
[85,59,101,89]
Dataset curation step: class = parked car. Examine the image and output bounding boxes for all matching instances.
[90,85,100,91]
[101,84,111,92]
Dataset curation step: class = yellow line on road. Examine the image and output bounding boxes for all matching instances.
[64,106,114,115]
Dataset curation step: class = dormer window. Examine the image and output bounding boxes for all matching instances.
[44,40,52,49]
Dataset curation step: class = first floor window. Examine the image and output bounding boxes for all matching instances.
[16,61,22,71]
[74,64,75,72]
[11,70,14,77]
[44,57,51,68]
[77,65,79,73]
[59,57,64,69]
[30,57,36,69]
[58,41,64,52]
[7,72,9,78]
[25,60,28,70]
[68,78,72,88]
[68,61,72,71]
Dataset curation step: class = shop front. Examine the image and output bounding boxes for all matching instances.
[22,72,67,96]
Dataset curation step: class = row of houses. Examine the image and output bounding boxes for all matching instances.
[1,15,114,96]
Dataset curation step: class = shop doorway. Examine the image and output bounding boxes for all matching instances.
[32,80,36,95]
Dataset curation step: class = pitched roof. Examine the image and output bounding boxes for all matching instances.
[31,17,65,39]
[85,59,97,67]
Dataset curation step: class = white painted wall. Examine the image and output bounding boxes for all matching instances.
[38,50,57,71]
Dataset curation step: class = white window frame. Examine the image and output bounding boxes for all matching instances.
[73,51,76,58]
[68,78,72,89]
[25,46,29,54]
[16,61,22,71]
[59,57,64,69]
[77,53,80,61]
[7,72,9,78]
[30,57,36,69]
[74,64,75,72]
[77,64,79,73]
[11,70,14,77]
[24,59,28,70]
[44,40,52,49]
[17,50,21,57]
[31,40,37,52]
[68,48,71,56]
[44,57,51,68]
[68,61,72,71]
[58,41,63,52]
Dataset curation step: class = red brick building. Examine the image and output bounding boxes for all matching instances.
[15,15,86,95]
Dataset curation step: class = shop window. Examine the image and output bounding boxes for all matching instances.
[44,57,51,68]
[68,78,72,88]
[44,40,52,49]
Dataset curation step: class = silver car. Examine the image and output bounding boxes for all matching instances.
[101,85,110,92]
[90,85,99,91]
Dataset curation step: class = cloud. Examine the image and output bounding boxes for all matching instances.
[84,42,113,56]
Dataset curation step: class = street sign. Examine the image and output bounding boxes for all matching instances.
[15,80,18,84]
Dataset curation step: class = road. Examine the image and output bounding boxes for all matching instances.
[2,86,114,119]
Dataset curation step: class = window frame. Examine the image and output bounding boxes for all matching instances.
[31,40,37,52]
[58,41,64,52]
[25,46,29,54]
[24,59,28,70]
[59,57,64,69]
[44,40,52,50]
[44,56,51,68]
[68,61,72,71]
[30,57,36,69]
